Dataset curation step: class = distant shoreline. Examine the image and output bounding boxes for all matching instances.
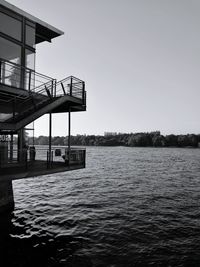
[27,131,200,148]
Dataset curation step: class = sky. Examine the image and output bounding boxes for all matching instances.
[7,0,200,136]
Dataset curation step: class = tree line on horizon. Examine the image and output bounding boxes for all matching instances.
[28,131,200,148]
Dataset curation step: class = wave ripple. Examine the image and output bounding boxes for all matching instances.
[1,147,200,266]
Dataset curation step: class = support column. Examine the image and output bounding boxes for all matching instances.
[0,181,14,213]
[68,107,71,166]
[10,134,13,161]
[48,113,52,167]
[17,129,25,162]
[0,141,8,165]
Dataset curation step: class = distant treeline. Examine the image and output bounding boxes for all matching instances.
[28,131,200,148]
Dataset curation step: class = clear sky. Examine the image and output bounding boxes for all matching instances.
[7,0,200,136]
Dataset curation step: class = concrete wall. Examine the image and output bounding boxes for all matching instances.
[0,181,14,213]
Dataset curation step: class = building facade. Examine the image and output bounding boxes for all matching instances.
[0,0,86,213]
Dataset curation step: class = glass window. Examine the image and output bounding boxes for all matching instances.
[0,37,21,88]
[25,49,35,90]
[25,49,35,70]
[0,12,22,41]
[26,25,35,47]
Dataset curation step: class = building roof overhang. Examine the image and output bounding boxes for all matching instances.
[0,0,64,43]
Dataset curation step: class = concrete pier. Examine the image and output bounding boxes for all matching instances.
[0,181,14,213]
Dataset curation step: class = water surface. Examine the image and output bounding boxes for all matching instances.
[1,147,200,266]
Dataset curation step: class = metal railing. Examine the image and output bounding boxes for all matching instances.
[55,76,86,103]
[0,58,86,123]
[0,145,86,171]
[0,58,86,102]
[0,58,54,91]
[46,146,86,168]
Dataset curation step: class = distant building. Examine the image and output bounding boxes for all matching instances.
[104,132,118,136]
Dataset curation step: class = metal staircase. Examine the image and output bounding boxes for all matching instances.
[0,58,86,132]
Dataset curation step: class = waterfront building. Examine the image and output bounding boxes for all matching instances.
[0,0,86,212]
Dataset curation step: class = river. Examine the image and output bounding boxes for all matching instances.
[1,146,200,266]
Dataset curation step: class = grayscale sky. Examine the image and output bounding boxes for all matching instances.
[7,0,200,136]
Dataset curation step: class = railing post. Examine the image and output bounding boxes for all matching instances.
[82,82,85,103]
[0,60,2,83]
[83,149,86,168]
[54,79,56,97]
[47,151,49,169]
[51,80,54,97]
[28,69,32,92]
[25,149,28,170]
[61,82,66,95]
[45,85,53,99]
[70,77,73,96]
[51,151,53,167]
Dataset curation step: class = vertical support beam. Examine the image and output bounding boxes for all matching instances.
[33,121,35,146]
[53,79,57,97]
[10,134,13,161]
[0,141,8,165]
[21,16,26,89]
[48,113,52,168]
[17,129,23,162]
[17,129,26,163]
[68,107,71,166]
[0,181,14,213]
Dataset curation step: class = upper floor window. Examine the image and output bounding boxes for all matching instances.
[0,36,21,88]
[26,24,35,47]
[0,11,22,41]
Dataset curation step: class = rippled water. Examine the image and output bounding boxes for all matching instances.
[1,147,200,266]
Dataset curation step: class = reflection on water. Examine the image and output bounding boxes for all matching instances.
[1,147,200,266]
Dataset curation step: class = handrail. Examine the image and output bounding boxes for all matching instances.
[0,146,86,169]
[0,58,55,96]
[0,57,53,81]
[0,58,85,100]
[56,76,85,102]
[0,59,86,123]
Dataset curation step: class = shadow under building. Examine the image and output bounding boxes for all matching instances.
[0,0,86,213]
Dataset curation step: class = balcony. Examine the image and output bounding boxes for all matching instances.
[0,58,86,131]
[0,146,86,181]
[0,58,87,179]
[0,58,86,101]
